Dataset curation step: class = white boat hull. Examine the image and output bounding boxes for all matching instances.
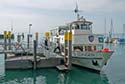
[72,51,113,71]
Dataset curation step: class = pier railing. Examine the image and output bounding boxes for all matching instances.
[0,41,63,59]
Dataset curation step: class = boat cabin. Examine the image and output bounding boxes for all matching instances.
[50,19,104,52]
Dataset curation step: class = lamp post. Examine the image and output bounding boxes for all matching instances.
[29,24,32,34]
[27,24,32,49]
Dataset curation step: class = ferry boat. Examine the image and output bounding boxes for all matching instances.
[49,6,114,71]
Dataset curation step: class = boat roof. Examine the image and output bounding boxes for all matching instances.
[71,20,93,25]
[50,19,93,31]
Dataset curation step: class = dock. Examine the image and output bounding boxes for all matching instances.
[6,55,63,69]
[0,31,72,71]
[0,42,68,70]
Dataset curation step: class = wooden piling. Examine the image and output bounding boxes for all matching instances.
[67,30,72,70]
[4,31,7,59]
[8,31,11,50]
[27,34,30,49]
[64,32,68,65]
[35,32,39,47]
[33,40,37,70]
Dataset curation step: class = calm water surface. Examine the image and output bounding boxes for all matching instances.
[0,43,125,84]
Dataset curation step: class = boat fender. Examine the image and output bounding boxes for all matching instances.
[92,59,98,66]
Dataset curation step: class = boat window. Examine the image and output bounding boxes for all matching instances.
[94,46,96,50]
[84,46,92,51]
[81,24,87,30]
[96,45,103,50]
[73,24,79,29]
[74,46,83,51]
[59,29,64,35]
[88,46,92,51]
[85,46,87,51]
[81,24,92,30]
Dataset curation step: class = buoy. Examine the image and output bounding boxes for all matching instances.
[102,48,110,52]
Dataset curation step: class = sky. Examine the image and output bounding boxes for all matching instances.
[0,0,125,34]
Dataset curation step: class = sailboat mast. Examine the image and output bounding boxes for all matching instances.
[123,24,125,38]
[109,18,113,39]
[104,18,106,37]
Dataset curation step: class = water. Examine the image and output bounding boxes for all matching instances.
[0,43,125,84]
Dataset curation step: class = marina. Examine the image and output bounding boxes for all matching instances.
[0,1,125,84]
[0,8,114,72]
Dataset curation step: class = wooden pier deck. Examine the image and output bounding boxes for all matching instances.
[5,55,64,70]
[0,41,70,71]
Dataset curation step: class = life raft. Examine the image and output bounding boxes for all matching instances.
[101,48,110,52]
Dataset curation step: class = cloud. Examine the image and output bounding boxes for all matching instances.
[0,0,125,34]
[1,0,125,13]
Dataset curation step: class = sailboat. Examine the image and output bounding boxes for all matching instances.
[104,19,112,43]
[118,24,125,43]
[105,18,117,43]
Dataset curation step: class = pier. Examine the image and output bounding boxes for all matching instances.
[0,30,72,71]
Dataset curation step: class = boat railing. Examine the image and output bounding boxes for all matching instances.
[72,51,104,57]
[39,42,62,58]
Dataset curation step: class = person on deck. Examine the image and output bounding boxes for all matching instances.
[44,38,48,50]
[54,41,61,53]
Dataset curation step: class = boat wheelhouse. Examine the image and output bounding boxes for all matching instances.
[50,19,104,53]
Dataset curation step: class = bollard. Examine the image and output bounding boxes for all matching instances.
[27,34,30,49]
[45,32,50,38]
[33,40,37,70]
[4,31,7,59]
[67,31,72,70]
[8,31,11,50]
[64,32,68,65]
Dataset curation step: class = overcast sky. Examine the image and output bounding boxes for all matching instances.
[0,0,125,34]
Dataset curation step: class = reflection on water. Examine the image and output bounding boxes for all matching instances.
[104,43,125,84]
[0,54,5,78]
[0,67,109,84]
[2,43,121,84]
[0,43,125,84]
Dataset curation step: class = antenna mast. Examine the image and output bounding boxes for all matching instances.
[104,18,106,37]
[74,2,80,21]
